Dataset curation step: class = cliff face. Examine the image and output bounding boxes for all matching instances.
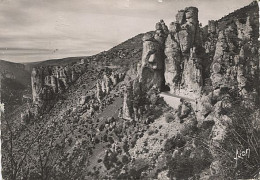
[165,7,203,97]
[122,3,259,122]
[208,14,258,101]
[138,20,168,92]
[31,64,84,103]
[137,9,204,97]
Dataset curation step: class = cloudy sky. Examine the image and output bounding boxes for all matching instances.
[0,0,254,63]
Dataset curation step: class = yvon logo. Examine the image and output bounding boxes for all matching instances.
[234,148,250,167]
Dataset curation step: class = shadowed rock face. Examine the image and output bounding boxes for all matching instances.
[164,28,182,87]
[209,20,258,100]
[139,20,168,92]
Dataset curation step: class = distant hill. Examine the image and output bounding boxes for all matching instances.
[23,32,144,71]
[217,1,258,38]
[0,59,31,87]
[0,60,31,112]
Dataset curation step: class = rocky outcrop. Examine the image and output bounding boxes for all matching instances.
[138,20,168,92]
[124,9,205,121]
[235,16,253,40]
[96,71,125,102]
[32,65,82,103]
[123,3,259,124]
[209,20,258,101]
[121,20,169,121]
[121,80,144,121]
[122,81,134,120]
[165,7,203,97]
[125,7,206,110]
[96,80,104,103]
[154,20,169,45]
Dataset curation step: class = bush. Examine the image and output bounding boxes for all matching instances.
[122,155,129,164]
[164,138,176,152]
[103,134,108,142]
[99,124,105,131]
[108,136,114,144]
[165,113,175,123]
[148,130,154,135]
[95,137,100,144]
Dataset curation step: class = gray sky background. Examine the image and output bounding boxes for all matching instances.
[0,0,254,63]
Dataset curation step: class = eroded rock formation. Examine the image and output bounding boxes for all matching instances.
[210,22,258,101]
[96,71,125,102]
[139,20,168,92]
[236,16,253,40]
[165,7,203,97]
[32,65,82,103]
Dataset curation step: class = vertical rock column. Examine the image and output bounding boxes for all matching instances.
[139,20,168,92]
[164,22,182,89]
[164,7,203,96]
[31,68,44,103]
[122,81,134,120]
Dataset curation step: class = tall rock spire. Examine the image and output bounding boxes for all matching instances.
[138,20,168,92]
[164,7,203,98]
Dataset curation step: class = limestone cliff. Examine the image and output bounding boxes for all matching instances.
[139,20,168,92]
[165,7,203,97]
[31,64,83,104]
[122,3,259,122]
[122,7,204,121]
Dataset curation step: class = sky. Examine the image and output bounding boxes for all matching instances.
[0,0,254,63]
